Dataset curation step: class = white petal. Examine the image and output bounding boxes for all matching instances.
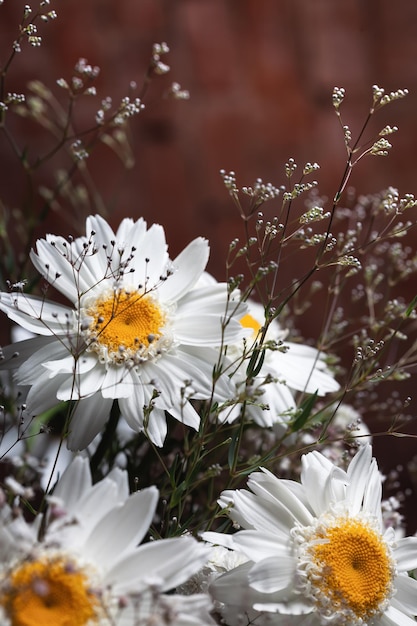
[118,376,168,446]
[380,605,417,626]
[200,531,236,550]
[30,239,86,303]
[167,401,201,430]
[219,485,307,535]
[248,555,295,593]
[393,574,417,615]
[57,363,106,401]
[48,478,121,547]
[43,353,97,378]
[148,352,214,404]
[118,375,145,429]
[127,223,169,288]
[233,530,292,562]
[115,216,147,249]
[0,292,75,336]
[52,457,92,509]
[0,526,21,561]
[394,537,417,572]
[101,366,135,399]
[66,394,112,450]
[25,374,64,414]
[87,214,115,243]
[210,562,267,609]
[247,469,313,526]
[301,451,347,515]
[177,346,235,399]
[346,444,372,514]
[175,313,246,346]
[71,485,118,537]
[0,337,62,381]
[105,537,210,593]
[177,285,232,314]
[253,600,315,617]
[158,238,209,303]
[271,343,339,394]
[83,486,159,569]
[106,466,130,500]
[362,458,382,523]
[143,407,167,446]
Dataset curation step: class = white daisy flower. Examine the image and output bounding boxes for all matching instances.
[0,456,214,626]
[0,215,246,449]
[205,444,417,625]
[221,300,339,429]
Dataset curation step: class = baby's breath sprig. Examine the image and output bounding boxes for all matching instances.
[0,36,188,285]
[331,84,408,200]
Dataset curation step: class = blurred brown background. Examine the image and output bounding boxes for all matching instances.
[2,0,417,262]
[1,0,417,526]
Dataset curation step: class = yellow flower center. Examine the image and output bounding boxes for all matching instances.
[2,556,100,626]
[305,517,394,623]
[84,289,168,363]
[240,314,262,339]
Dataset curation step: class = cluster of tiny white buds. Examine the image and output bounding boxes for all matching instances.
[113,97,143,125]
[72,76,84,91]
[167,82,190,100]
[343,125,352,145]
[74,58,100,79]
[6,92,26,104]
[264,218,280,238]
[40,9,57,22]
[242,179,281,200]
[303,162,320,175]
[285,157,297,178]
[56,78,68,89]
[299,206,331,224]
[152,42,170,75]
[22,22,41,46]
[372,85,409,110]
[95,96,112,125]
[370,137,392,156]
[13,41,22,53]
[28,35,42,47]
[0,102,7,112]
[336,255,362,270]
[283,180,318,201]
[354,338,385,363]
[220,169,238,195]
[332,86,345,110]
[379,125,398,137]
[381,188,417,214]
[23,4,32,18]
[70,139,89,161]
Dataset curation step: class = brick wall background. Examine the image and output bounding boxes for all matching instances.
[2,0,417,526]
[2,0,417,261]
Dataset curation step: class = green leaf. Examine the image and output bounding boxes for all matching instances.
[228,428,240,469]
[291,391,319,432]
[405,295,417,317]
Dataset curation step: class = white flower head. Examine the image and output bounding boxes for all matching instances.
[208,444,417,625]
[222,299,339,429]
[0,215,246,449]
[0,457,213,625]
